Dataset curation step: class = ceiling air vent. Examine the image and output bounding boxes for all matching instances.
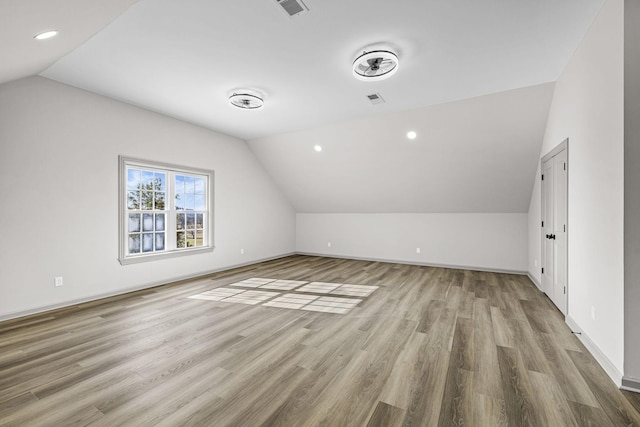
[276,0,308,17]
[367,93,385,105]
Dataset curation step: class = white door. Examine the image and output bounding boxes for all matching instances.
[541,145,568,314]
[542,158,555,297]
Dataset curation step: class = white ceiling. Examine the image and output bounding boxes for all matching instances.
[3,0,605,213]
[249,83,554,213]
[37,0,603,140]
[0,0,138,85]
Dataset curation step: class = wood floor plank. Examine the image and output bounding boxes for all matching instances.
[567,400,616,427]
[535,332,599,407]
[0,255,638,426]
[366,401,405,427]
[528,370,579,427]
[473,311,503,399]
[377,331,427,409]
[496,345,541,427]
[568,349,640,426]
[401,307,456,426]
[472,393,508,427]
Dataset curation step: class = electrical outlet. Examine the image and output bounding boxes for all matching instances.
[54,276,64,287]
[416,247,421,254]
[327,242,332,248]
[240,248,244,255]
[591,306,596,320]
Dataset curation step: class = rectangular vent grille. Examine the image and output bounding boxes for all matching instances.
[277,0,308,17]
[367,93,385,105]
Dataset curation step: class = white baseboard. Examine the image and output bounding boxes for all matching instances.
[295,252,528,276]
[0,252,295,322]
[621,377,640,393]
[565,315,623,386]
[526,272,543,291]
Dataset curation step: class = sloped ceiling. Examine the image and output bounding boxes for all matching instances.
[249,83,554,213]
[0,0,138,85]
[38,0,603,140]
[3,0,604,214]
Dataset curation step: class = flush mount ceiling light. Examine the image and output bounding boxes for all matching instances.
[352,49,399,82]
[407,131,417,140]
[34,30,58,40]
[229,93,264,110]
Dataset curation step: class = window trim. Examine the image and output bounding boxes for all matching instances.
[118,156,215,265]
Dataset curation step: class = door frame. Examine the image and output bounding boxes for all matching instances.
[541,138,569,314]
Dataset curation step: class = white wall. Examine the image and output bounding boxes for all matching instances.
[528,0,624,378]
[0,77,295,320]
[624,0,640,386]
[297,213,528,273]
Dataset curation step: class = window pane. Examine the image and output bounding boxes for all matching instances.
[128,214,140,232]
[142,171,154,188]
[195,177,205,194]
[175,175,185,195]
[142,233,154,252]
[186,213,195,229]
[127,169,141,190]
[185,176,195,194]
[156,233,165,250]
[143,213,154,232]
[186,230,195,247]
[127,191,140,209]
[177,231,186,248]
[196,230,204,247]
[176,213,185,230]
[195,195,205,211]
[196,213,203,229]
[128,234,140,253]
[141,191,153,210]
[155,214,165,231]
[185,194,195,210]
[175,194,184,210]
[155,192,165,210]
[154,172,166,191]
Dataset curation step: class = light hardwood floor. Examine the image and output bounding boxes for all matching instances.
[1,255,639,426]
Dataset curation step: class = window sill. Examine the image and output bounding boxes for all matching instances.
[118,246,215,265]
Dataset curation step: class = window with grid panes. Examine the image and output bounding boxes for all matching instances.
[119,157,213,264]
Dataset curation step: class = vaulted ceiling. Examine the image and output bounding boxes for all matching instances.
[3,0,605,213]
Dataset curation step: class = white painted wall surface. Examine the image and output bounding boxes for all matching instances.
[528,0,624,377]
[297,213,528,273]
[624,0,640,385]
[0,77,295,319]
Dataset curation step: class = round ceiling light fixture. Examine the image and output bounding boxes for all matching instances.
[229,92,264,110]
[407,131,417,140]
[352,49,399,82]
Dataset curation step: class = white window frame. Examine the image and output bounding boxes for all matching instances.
[118,156,214,265]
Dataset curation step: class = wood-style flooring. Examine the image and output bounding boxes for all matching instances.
[1,255,639,426]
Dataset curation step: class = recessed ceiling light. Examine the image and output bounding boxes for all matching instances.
[407,131,417,140]
[34,30,58,40]
[314,145,322,152]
